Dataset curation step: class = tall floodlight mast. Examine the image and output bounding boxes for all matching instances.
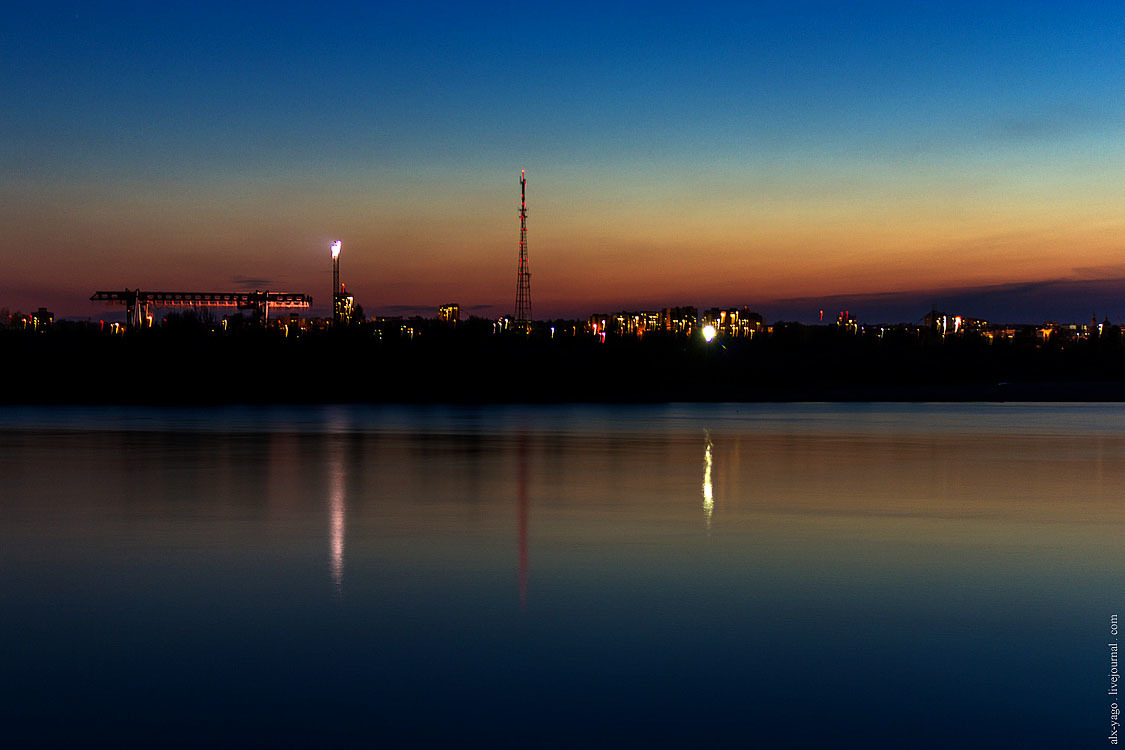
[514,170,532,332]
[331,240,342,324]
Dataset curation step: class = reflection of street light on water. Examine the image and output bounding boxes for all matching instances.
[702,432,714,529]
[328,448,345,595]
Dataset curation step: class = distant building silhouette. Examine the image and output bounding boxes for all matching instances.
[701,307,765,338]
[30,308,53,330]
[438,304,460,324]
[661,306,698,334]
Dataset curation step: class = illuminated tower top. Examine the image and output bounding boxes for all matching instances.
[331,240,343,324]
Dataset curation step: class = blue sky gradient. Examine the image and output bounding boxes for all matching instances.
[3,2,1124,320]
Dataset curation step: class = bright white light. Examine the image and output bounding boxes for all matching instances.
[331,240,342,259]
[702,325,717,342]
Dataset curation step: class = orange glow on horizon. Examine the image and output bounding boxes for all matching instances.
[5,160,1125,318]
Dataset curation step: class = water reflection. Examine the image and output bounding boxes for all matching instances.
[517,438,529,609]
[2,406,1123,746]
[328,445,345,595]
[702,431,714,529]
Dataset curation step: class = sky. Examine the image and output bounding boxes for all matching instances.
[2,1,1125,323]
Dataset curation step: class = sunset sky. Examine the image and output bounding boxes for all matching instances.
[3,2,1125,322]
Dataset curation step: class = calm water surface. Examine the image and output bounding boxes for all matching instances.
[1,403,1122,747]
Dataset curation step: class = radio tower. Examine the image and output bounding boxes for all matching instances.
[514,169,532,332]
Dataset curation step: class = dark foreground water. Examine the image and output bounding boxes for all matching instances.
[1,404,1122,747]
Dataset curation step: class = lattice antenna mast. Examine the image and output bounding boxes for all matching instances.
[514,169,532,330]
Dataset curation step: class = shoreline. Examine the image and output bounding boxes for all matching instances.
[6,327,1125,405]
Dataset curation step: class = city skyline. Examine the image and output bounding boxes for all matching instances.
[3,3,1125,323]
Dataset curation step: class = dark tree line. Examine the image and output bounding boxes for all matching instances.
[4,319,1125,404]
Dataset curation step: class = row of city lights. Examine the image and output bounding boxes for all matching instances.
[333,237,721,344]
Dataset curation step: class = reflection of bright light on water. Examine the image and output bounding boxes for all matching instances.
[329,451,345,594]
[702,433,714,529]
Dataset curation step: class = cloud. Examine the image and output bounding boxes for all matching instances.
[231,275,273,289]
[1070,263,1125,280]
[988,102,1108,144]
[379,304,431,313]
[368,304,439,318]
[995,115,1058,141]
[761,277,1125,325]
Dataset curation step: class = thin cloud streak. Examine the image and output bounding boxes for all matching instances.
[762,277,1125,325]
[231,276,275,289]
